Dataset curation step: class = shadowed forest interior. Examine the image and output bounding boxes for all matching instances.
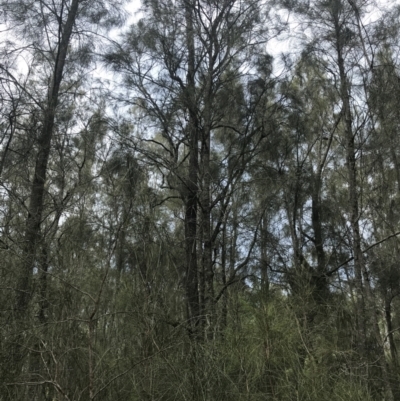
[2,0,400,399]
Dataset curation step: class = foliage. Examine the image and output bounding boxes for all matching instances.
[1,0,400,399]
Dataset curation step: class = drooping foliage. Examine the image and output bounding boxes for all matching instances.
[1,0,400,400]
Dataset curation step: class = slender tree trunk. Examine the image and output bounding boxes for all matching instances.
[184,0,200,337]
[390,148,400,193]
[334,10,366,347]
[334,11,394,400]
[9,0,81,384]
[260,215,269,300]
[311,181,325,274]
[201,56,215,340]
[311,173,329,304]
[27,245,50,401]
[0,104,17,178]
[16,0,80,316]
[385,297,398,364]
[220,222,228,335]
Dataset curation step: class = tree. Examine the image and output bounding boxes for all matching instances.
[0,0,125,395]
[279,0,399,397]
[2,0,400,399]
[106,0,271,340]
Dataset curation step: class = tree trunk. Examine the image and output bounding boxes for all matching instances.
[10,0,80,384]
[201,50,215,339]
[184,0,200,337]
[334,9,394,400]
[16,0,80,316]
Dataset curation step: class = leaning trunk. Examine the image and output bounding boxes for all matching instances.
[9,0,80,383]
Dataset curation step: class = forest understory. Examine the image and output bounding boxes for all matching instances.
[1,0,400,399]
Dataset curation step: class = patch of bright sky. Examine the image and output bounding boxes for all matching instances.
[125,0,143,25]
[266,0,399,77]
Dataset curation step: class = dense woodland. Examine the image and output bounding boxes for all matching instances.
[2,0,400,399]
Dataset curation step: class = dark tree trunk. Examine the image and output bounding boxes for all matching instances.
[333,7,394,400]
[184,0,200,337]
[16,0,80,315]
[9,0,81,385]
